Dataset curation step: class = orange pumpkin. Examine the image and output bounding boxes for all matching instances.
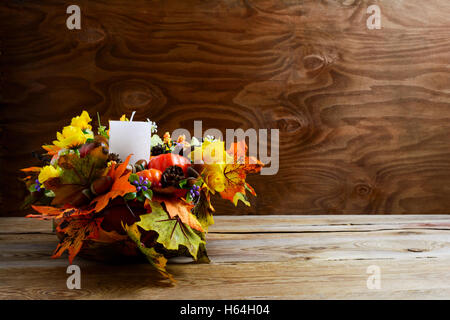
[137,168,162,187]
[148,153,191,175]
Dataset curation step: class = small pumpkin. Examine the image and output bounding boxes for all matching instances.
[137,168,162,187]
[148,153,191,175]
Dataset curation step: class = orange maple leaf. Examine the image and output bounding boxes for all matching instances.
[90,154,136,212]
[218,141,263,204]
[27,205,94,220]
[53,216,103,263]
[162,198,204,232]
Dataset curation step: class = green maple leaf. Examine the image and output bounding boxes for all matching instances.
[45,153,106,206]
[196,243,210,264]
[232,192,250,206]
[192,191,215,231]
[58,153,104,185]
[123,222,174,282]
[137,201,205,260]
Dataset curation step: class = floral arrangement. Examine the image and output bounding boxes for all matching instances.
[21,111,263,281]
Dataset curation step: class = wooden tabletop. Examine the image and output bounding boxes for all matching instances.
[1,215,450,299]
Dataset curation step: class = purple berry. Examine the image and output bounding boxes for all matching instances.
[142,186,147,191]
[195,191,200,196]
[136,186,141,192]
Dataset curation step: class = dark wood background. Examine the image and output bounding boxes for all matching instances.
[1,0,450,216]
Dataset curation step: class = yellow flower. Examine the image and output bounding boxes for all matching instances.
[202,164,227,193]
[53,125,93,149]
[38,165,61,183]
[190,140,230,193]
[120,114,129,121]
[191,140,226,165]
[70,110,92,130]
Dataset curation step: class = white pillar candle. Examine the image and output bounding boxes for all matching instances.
[108,120,152,165]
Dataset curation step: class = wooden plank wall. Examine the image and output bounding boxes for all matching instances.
[1,0,450,216]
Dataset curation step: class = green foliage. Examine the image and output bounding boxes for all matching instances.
[178,179,189,189]
[46,152,106,206]
[129,173,140,185]
[233,192,250,206]
[151,134,163,148]
[196,243,211,264]
[44,190,55,198]
[58,153,105,186]
[124,192,137,201]
[179,178,203,203]
[28,183,38,193]
[128,173,153,202]
[97,112,109,139]
[142,189,153,200]
[137,201,205,260]
[123,223,174,282]
[192,191,215,231]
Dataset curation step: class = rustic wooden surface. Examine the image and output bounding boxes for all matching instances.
[1,0,450,216]
[1,215,450,299]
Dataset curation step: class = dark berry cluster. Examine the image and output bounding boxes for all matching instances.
[132,175,149,192]
[189,185,200,199]
[34,179,43,192]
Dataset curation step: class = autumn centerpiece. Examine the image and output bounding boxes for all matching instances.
[21,111,263,281]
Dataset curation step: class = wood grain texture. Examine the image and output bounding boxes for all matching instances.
[1,1,450,216]
[1,216,450,299]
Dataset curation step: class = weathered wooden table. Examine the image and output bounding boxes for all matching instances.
[1,216,449,299]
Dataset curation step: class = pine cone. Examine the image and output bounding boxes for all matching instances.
[107,153,122,163]
[161,165,185,188]
[151,144,165,156]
